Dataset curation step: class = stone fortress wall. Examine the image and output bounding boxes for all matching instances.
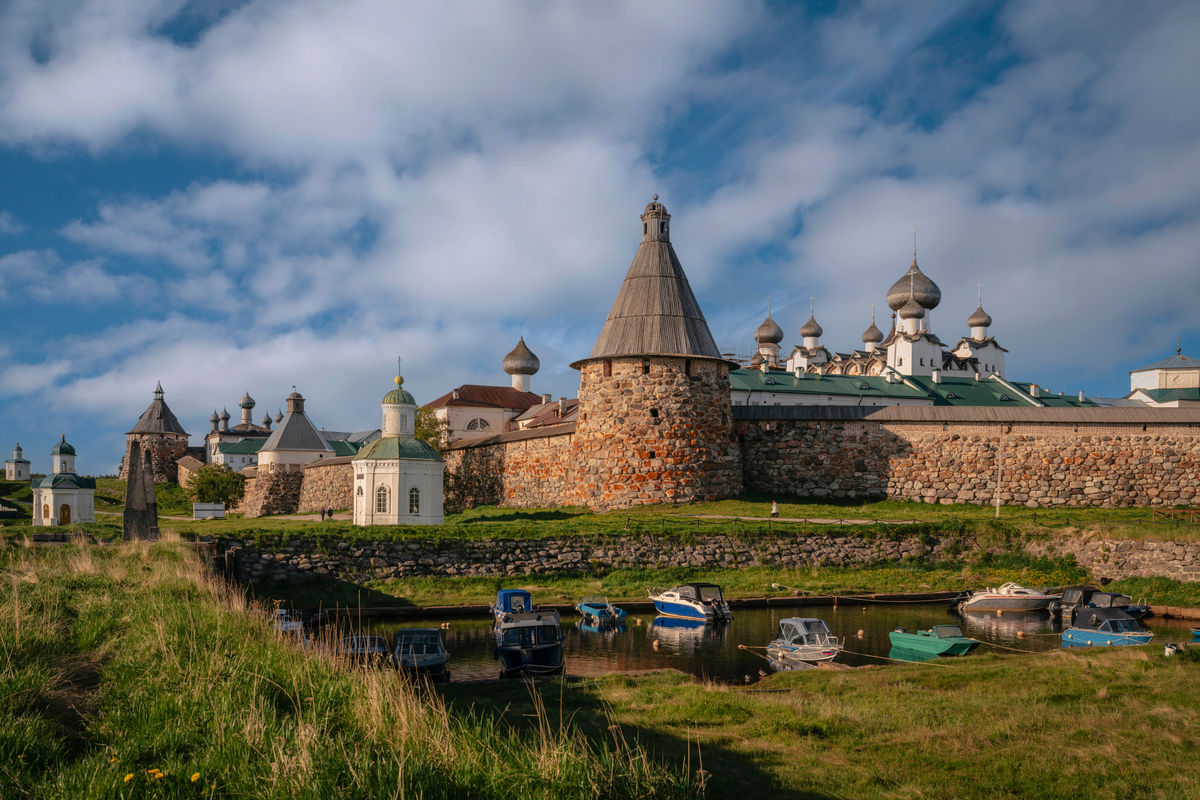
[440,407,1200,512]
[297,459,354,514]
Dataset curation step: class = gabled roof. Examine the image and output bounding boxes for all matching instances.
[423,385,542,411]
[259,409,333,454]
[127,396,188,436]
[1131,353,1200,373]
[515,399,580,428]
[1129,387,1200,403]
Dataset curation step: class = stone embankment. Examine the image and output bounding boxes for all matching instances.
[215,532,1200,585]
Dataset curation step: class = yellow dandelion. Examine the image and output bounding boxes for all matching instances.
[108,757,118,764]
[124,774,134,782]
[191,772,201,783]
[18,754,26,761]
[148,768,159,775]
[155,772,165,780]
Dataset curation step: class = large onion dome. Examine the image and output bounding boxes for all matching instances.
[799,313,823,339]
[968,303,992,328]
[502,337,540,376]
[754,314,784,344]
[238,391,255,409]
[886,257,941,312]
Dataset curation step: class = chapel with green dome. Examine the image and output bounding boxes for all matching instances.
[352,361,444,525]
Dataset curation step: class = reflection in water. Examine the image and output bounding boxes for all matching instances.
[364,605,1197,684]
[957,610,1056,644]
[767,655,818,673]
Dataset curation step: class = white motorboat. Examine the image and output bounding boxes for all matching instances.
[958,582,1057,613]
[766,618,842,663]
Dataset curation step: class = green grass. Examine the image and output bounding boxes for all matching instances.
[1106,576,1200,608]
[251,555,1091,611]
[0,539,697,799]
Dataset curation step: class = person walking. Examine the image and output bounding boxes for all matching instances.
[770,500,779,518]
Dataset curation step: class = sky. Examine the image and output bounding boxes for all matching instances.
[1,0,1199,475]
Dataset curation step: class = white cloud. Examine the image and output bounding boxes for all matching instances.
[0,210,24,234]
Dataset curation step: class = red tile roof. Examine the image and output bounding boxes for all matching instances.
[423,384,543,411]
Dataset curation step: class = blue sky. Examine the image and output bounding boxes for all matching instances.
[2,0,1199,474]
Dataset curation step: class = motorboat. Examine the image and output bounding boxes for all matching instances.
[1051,586,1149,623]
[576,595,627,626]
[766,618,842,663]
[271,607,328,634]
[1061,607,1154,648]
[649,583,732,622]
[490,589,533,625]
[1191,628,1200,642]
[392,628,450,681]
[958,582,1057,613]
[493,610,565,677]
[338,635,392,666]
[889,624,981,657]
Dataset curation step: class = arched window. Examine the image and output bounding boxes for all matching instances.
[409,487,420,515]
[356,486,363,496]
[42,504,50,520]
[466,418,491,431]
[375,485,389,513]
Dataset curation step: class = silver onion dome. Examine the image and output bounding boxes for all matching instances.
[886,258,942,312]
[898,297,926,320]
[799,313,823,338]
[208,410,220,423]
[968,304,992,328]
[219,408,230,421]
[862,320,884,344]
[502,337,540,376]
[754,314,784,344]
[238,391,255,409]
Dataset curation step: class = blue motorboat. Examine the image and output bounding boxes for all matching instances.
[1061,607,1154,648]
[490,589,533,625]
[648,583,732,622]
[1191,628,1199,642]
[575,595,627,626]
[493,610,565,677]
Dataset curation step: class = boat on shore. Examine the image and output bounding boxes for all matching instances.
[338,635,392,666]
[958,582,1057,614]
[1061,607,1154,648]
[649,583,732,622]
[888,624,981,657]
[576,595,627,626]
[766,617,842,663]
[391,628,450,681]
[493,610,565,677]
[1192,628,1200,642]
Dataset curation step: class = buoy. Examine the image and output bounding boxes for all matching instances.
[1017,631,1025,638]
[652,640,659,650]
[857,630,864,638]
[997,610,1003,616]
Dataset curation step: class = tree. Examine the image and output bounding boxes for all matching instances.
[184,464,246,507]
[415,407,451,453]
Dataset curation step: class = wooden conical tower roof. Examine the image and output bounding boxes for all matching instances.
[575,197,722,366]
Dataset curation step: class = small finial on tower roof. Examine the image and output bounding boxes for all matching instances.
[1179,337,1183,356]
[871,301,877,323]
[396,356,404,386]
[912,227,918,261]
[652,193,658,202]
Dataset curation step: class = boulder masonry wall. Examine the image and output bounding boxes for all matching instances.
[299,459,354,513]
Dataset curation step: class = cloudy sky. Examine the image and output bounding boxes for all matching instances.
[2,0,1199,474]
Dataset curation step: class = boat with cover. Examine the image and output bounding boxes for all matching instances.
[391,628,450,681]
[575,595,627,626]
[766,618,842,663]
[493,610,565,676]
[338,635,392,666]
[1061,607,1154,647]
[1052,586,1149,623]
[490,589,533,625]
[888,624,980,657]
[648,583,732,622]
[958,582,1057,613]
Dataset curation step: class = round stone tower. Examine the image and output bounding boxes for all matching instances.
[121,382,190,484]
[568,196,741,510]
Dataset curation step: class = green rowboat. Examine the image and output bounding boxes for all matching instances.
[888,624,981,657]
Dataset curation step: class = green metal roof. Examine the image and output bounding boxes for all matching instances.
[50,435,76,455]
[730,370,1098,408]
[383,388,417,405]
[217,439,266,455]
[1135,387,1200,402]
[31,473,95,489]
[353,436,443,462]
[328,439,361,457]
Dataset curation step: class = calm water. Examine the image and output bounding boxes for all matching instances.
[363,604,1197,684]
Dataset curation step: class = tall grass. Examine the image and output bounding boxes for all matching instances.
[0,538,697,799]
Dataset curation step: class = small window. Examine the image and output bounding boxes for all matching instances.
[685,359,692,376]
[643,222,647,235]
[356,486,363,496]
[642,358,650,375]
[375,485,389,513]
[898,357,904,366]
[650,408,659,418]
[602,359,612,377]
[409,487,420,515]
[660,221,666,234]
[648,450,656,459]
